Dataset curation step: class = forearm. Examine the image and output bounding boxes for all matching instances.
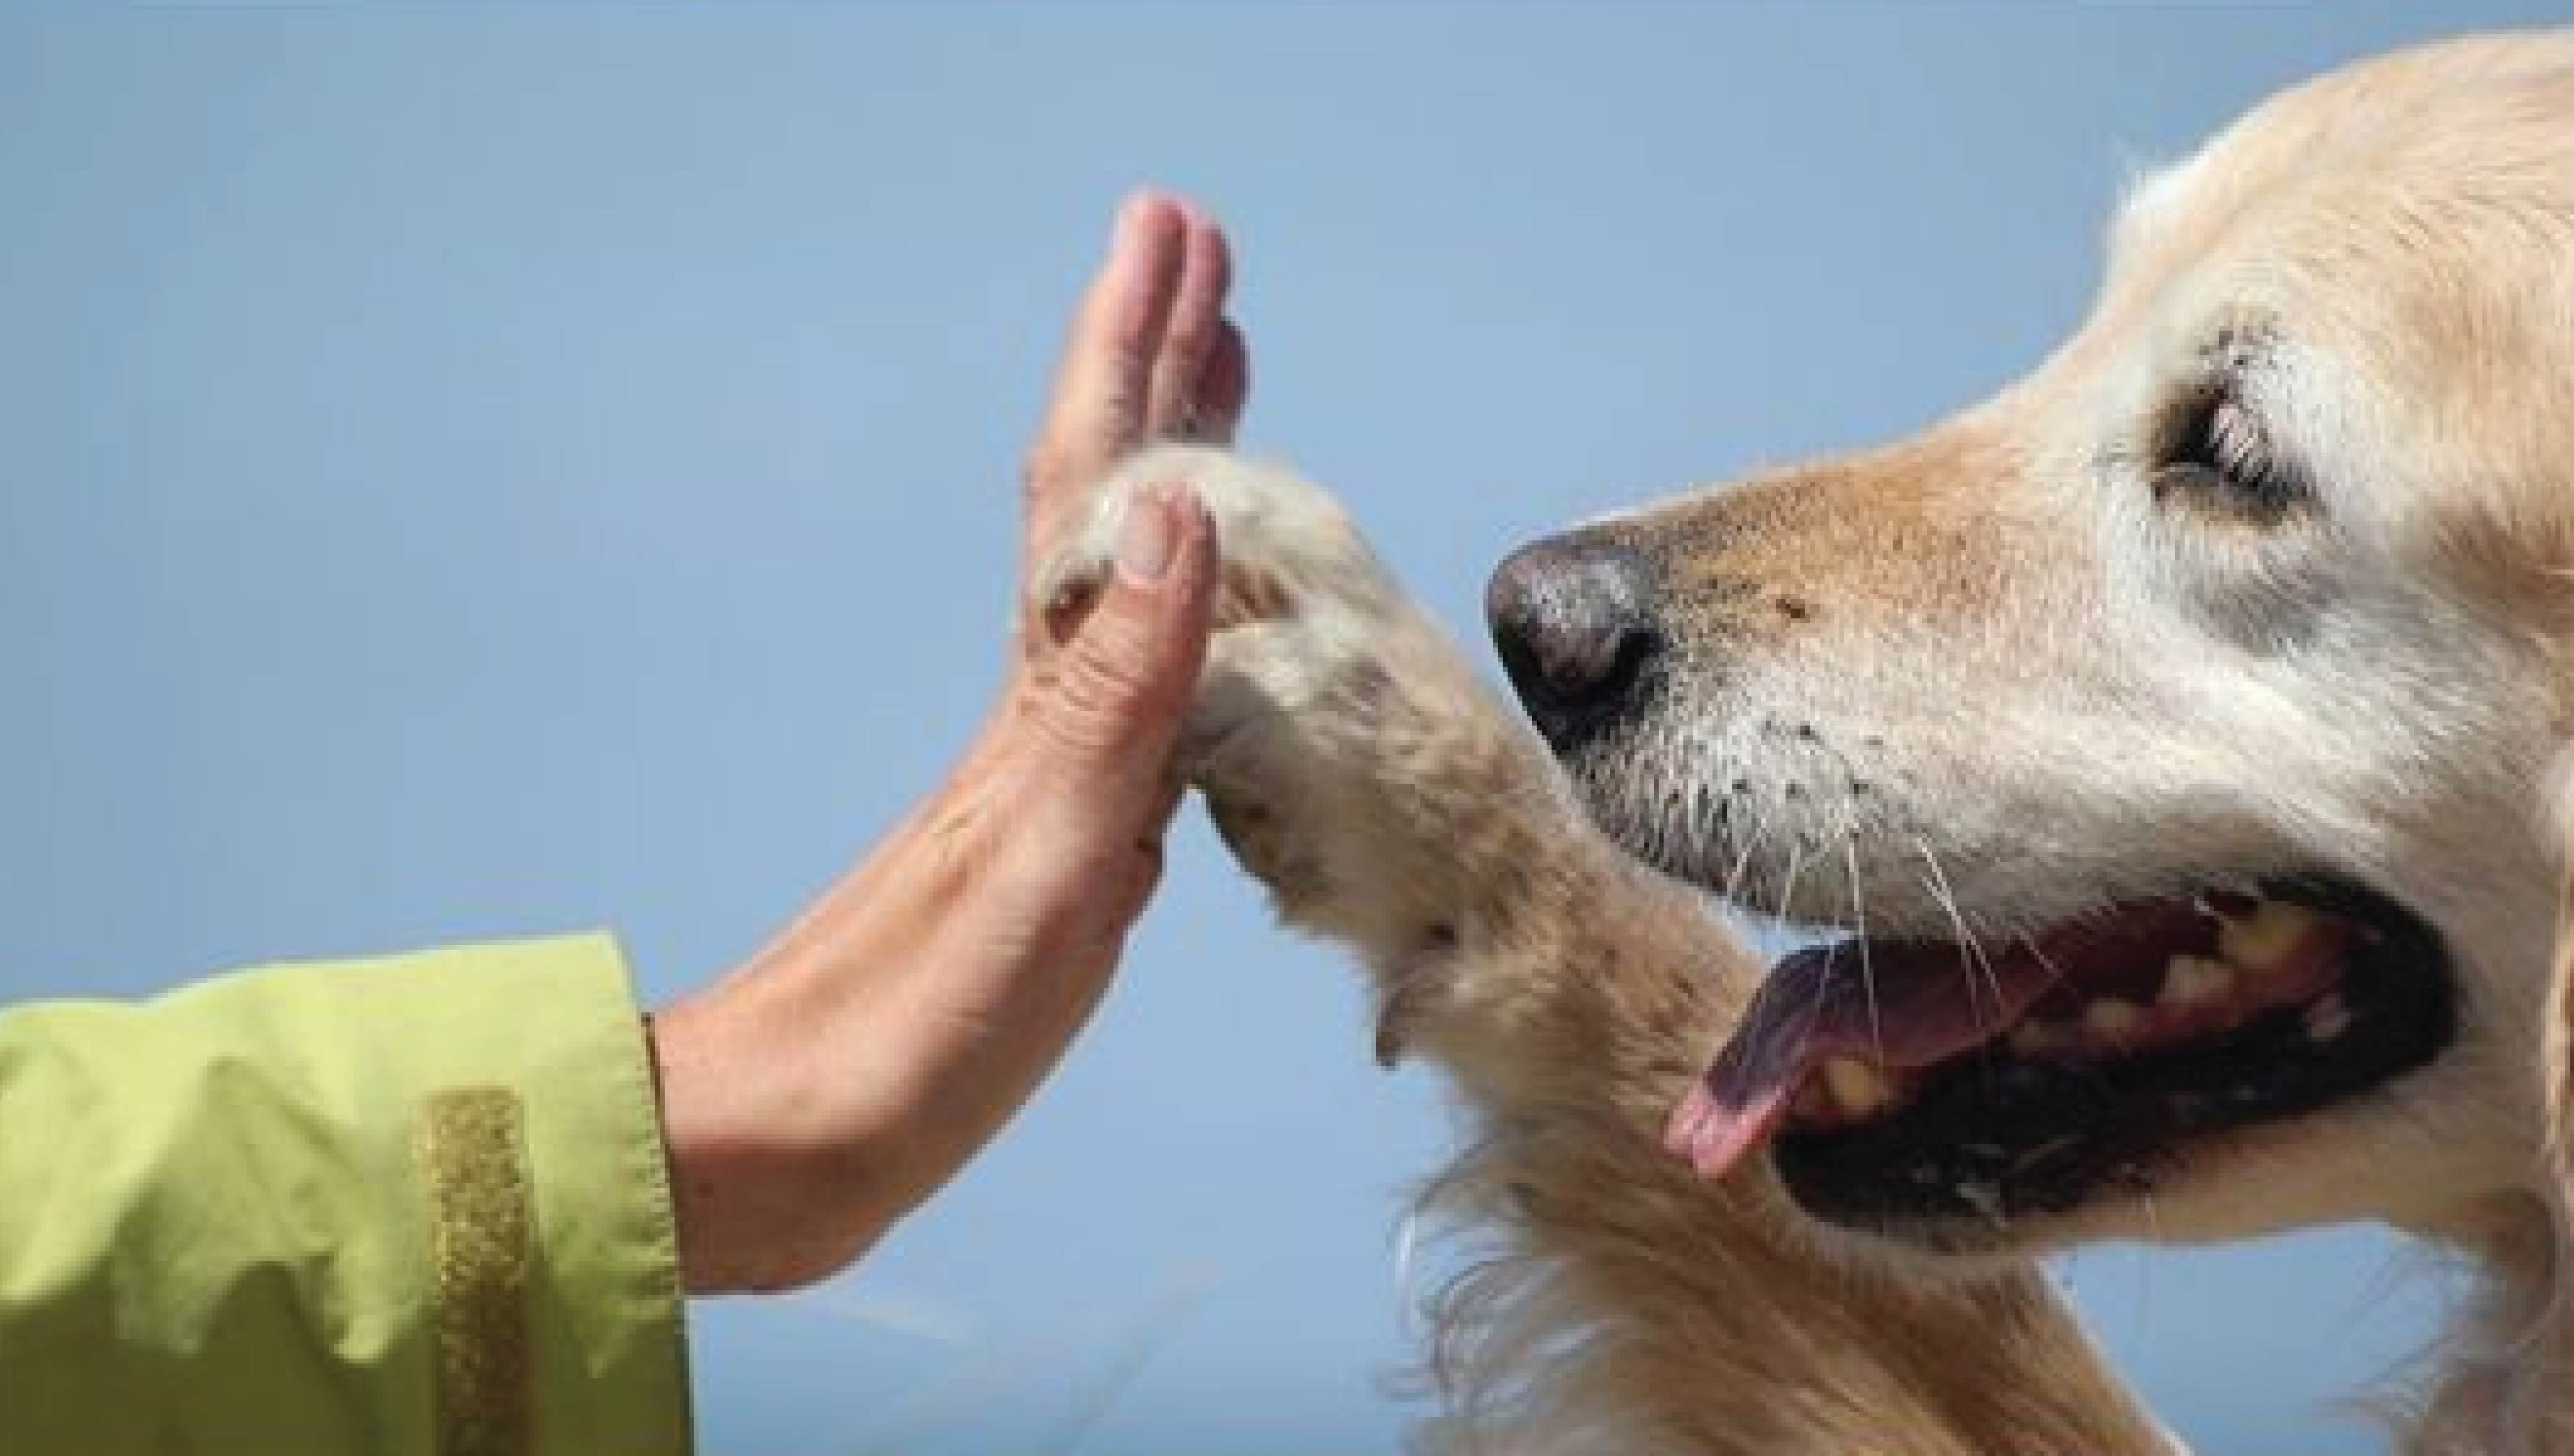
[649,754,1156,1295]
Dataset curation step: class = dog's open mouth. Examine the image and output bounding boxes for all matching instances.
[1665,878,2453,1230]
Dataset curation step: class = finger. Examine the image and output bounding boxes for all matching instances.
[1192,319,1250,445]
[1027,482,1218,830]
[1145,208,1234,440]
[1025,194,1188,561]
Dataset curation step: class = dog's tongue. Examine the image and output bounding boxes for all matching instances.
[1662,941,2057,1177]
[1665,902,2205,1179]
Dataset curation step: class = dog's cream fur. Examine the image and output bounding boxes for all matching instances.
[1044,29,2574,1456]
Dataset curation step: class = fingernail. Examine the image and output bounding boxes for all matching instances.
[1117,483,1187,584]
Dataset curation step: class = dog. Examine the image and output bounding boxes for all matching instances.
[1044,28,2574,1456]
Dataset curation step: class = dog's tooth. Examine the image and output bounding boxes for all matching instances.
[2216,899,2318,972]
[2084,999,2146,1042]
[2303,991,2353,1042]
[2159,955,2235,1008]
[1821,1056,1897,1118]
[2008,1019,2069,1055]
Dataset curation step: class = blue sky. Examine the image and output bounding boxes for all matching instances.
[2,5,2558,1453]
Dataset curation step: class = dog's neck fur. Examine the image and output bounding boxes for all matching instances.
[2390,1189,2571,1455]
[2420,840,2574,1456]
[2390,754,2574,1455]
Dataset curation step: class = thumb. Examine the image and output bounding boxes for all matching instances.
[1033,482,1218,821]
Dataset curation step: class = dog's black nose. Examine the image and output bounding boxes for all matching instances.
[1486,532,1661,750]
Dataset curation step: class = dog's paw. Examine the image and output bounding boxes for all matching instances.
[1036,444,1477,904]
[1034,442,1399,637]
[1040,445,1591,1066]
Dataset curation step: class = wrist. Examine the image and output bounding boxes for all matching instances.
[647,964,905,1294]
[648,817,983,1294]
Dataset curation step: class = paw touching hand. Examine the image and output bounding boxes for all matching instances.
[1036,447,1568,1034]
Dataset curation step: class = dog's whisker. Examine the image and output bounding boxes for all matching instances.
[1717,784,1770,916]
[1912,837,2007,1038]
[1770,838,1808,941]
[1843,825,1885,1065]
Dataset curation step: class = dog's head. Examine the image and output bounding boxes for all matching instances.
[1489,32,2574,1258]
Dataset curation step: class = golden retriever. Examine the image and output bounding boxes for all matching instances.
[1041,28,2574,1456]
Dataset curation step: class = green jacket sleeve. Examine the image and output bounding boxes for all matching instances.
[0,934,693,1456]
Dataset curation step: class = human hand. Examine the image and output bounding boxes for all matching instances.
[651,193,1247,1294]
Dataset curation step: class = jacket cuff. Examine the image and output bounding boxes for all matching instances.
[170,934,698,1455]
[336,934,696,1456]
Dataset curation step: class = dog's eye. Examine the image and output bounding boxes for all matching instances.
[2154,388,2308,516]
